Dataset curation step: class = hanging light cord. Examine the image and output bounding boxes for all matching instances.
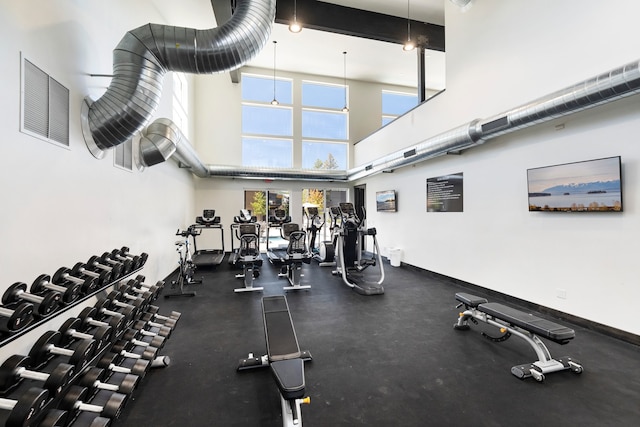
[343,51,348,112]
[272,41,278,105]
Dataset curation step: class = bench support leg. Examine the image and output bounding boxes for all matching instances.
[456,308,584,382]
[280,395,310,427]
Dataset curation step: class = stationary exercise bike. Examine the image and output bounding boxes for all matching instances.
[331,202,385,296]
[229,217,264,292]
[277,223,312,291]
[304,207,335,267]
[165,226,202,298]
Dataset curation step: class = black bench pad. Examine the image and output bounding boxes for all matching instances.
[271,358,305,400]
[263,296,301,361]
[479,302,575,344]
[456,292,488,307]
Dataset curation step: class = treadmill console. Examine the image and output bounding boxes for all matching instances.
[196,209,220,225]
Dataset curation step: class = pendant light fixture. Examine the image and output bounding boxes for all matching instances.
[271,40,279,105]
[342,51,349,112]
[289,0,302,33]
[403,0,415,51]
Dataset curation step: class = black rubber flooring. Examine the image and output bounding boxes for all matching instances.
[115,257,640,427]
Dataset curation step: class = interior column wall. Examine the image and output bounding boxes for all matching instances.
[354,0,640,335]
[0,1,199,355]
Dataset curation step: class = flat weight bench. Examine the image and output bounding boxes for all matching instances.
[238,296,312,426]
[454,292,583,382]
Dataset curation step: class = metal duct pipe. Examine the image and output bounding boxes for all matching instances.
[139,119,179,167]
[206,165,349,181]
[82,0,276,159]
[173,134,209,179]
[348,58,640,181]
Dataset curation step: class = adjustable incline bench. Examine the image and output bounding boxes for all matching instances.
[454,292,583,382]
[238,296,312,426]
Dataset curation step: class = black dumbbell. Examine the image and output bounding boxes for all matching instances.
[122,327,166,348]
[94,300,134,326]
[119,247,149,268]
[125,278,163,301]
[113,288,152,316]
[96,353,149,379]
[0,302,33,333]
[110,339,158,361]
[0,387,49,427]
[2,283,61,318]
[31,274,81,304]
[37,409,69,427]
[132,320,171,339]
[0,355,74,398]
[52,267,98,296]
[110,249,141,271]
[60,385,125,420]
[86,256,123,282]
[78,308,125,338]
[58,318,112,353]
[100,253,132,277]
[138,310,179,329]
[71,263,112,288]
[120,283,156,306]
[28,331,96,370]
[78,367,138,396]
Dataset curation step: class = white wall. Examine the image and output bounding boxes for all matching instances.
[0,1,197,356]
[356,0,640,336]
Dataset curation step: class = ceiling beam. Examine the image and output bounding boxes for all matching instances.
[275,0,445,52]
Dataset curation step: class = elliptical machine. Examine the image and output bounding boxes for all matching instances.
[331,202,385,296]
[304,207,335,267]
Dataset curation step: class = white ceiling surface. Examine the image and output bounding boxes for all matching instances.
[153,0,446,90]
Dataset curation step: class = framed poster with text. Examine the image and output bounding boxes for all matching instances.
[427,173,463,212]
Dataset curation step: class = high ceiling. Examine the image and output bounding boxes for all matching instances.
[152,0,446,89]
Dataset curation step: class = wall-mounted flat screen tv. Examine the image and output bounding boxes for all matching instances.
[527,156,622,212]
[376,190,397,212]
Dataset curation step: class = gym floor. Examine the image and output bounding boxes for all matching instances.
[115,258,640,427]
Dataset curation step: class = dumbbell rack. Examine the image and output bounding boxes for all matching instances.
[0,281,175,426]
[0,249,179,426]
[0,262,144,349]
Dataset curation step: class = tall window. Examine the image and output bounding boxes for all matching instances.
[301,82,348,171]
[382,90,418,126]
[302,189,348,243]
[172,72,189,139]
[241,75,293,168]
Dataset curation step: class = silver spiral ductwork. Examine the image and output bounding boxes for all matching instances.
[137,58,640,182]
[346,58,640,181]
[82,0,276,159]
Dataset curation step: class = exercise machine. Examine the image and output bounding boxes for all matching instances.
[304,207,335,267]
[164,227,202,298]
[266,208,292,265]
[190,209,225,268]
[454,292,583,382]
[233,223,264,293]
[331,202,385,295]
[237,296,312,427]
[228,209,256,266]
[277,224,312,291]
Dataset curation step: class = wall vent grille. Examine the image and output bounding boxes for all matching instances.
[21,56,69,147]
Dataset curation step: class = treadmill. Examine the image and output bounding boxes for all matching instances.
[266,208,292,265]
[190,209,225,268]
